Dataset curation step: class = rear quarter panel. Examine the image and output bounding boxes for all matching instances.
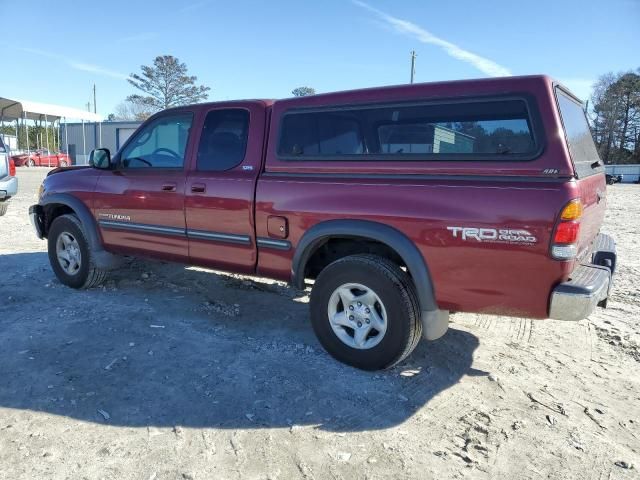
[256,76,580,318]
[256,176,575,318]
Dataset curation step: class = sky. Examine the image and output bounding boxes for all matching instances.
[1,0,638,119]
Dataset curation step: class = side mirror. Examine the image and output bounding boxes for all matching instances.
[89,148,111,169]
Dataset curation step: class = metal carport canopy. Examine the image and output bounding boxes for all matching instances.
[0,97,101,121]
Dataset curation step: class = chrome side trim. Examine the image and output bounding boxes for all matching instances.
[187,229,251,245]
[98,220,253,246]
[98,220,186,237]
[257,237,292,251]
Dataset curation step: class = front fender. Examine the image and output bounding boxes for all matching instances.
[38,193,122,270]
[40,193,101,249]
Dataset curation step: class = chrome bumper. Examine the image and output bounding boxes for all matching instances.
[0,175,18,198]
[549,233,616,321]
[29,205,45,239]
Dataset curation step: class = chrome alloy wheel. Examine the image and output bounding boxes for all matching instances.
[56,232,82,275]
[327,283,388,349]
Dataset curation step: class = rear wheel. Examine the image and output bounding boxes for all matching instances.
[0,201,8,216]
[310,254,422,370]
[59,160,68,167]
[28,159,35,167]
[48,214,107,289]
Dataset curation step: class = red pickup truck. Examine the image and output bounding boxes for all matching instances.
[29,75,616,370]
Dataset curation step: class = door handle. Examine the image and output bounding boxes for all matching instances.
[191,183,206,193]
[161,183,177,192]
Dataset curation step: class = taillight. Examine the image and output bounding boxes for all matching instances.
[9,158,16,177]
[551,199,582,260]
[554,221,580,244]
[560,199,582,220]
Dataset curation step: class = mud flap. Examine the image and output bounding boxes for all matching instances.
[422,310,449,340]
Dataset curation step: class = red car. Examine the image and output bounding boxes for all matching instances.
[12,149,72,167]
[29,75,616,370]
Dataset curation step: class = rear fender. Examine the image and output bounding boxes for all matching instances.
[292,219,448,340]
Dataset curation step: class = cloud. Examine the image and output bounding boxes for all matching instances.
[68,62,129,80]
[116,32,158,43]
[352,0,512,78]
[18,46,128,80]
[179,0,211,13]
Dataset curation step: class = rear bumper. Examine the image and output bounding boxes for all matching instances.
[549,233,616,321]
[0,176,18,198]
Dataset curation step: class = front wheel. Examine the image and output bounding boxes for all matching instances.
[310,254,422,370]
[47,214,107,289]
[59,160,68,167]
[28,159,35,167]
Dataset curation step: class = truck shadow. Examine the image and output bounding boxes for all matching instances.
[0,252,481,432]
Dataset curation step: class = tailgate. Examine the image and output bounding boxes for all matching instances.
[555,87,606,258]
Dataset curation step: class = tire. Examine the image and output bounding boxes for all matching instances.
[59,160,68,167]
[47,214,107,289]
[0,201,7,217]
[28,159,35,167]
[310,254,422,370]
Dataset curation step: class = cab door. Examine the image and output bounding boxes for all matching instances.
[184,103,266,274]
[93,111,194,262]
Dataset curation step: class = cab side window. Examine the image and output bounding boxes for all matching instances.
[196,109,249,171]
[120,113,193,168]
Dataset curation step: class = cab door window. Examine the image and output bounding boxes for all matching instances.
[196,109,249,171]
[120,113,193,168]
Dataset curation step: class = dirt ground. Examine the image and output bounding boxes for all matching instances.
[0,168,638,480]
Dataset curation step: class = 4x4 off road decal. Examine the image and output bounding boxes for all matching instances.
[447,227,537,245]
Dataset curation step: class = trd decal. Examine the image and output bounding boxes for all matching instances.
[98,213,131,221]
[447,226,537,244]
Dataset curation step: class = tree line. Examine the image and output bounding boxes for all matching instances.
[589,68,640,164]
[0,124,59,151]
[108,55,315,122]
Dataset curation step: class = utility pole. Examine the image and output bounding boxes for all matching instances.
[86,102,91,112]
[93,84,97,114]
[410,50,417,84]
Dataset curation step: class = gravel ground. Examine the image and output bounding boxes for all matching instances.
[0,168,638,480]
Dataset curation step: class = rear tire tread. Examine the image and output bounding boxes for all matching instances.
[311,253,422,370]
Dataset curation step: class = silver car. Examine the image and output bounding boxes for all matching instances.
[0,136,18,216]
